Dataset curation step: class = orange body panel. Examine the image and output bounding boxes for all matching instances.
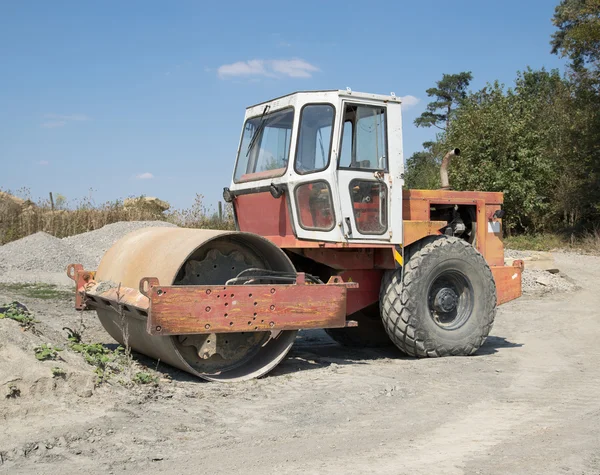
[233,188,519,310]
[492,263,524,305]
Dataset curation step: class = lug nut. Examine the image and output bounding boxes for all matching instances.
[270,288,276,294]
[205,306,211,312]
[270,305,275,310]
[155,326,162,332]
[205,324,211,330]
[269,321,275,328]
[206,289,211,295]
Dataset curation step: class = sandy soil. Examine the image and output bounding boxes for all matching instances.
[1,252,599,475]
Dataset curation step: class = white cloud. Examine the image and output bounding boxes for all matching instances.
[400,95,420,109]
[270,59,319,78]
[217,59,319,79]
[135,172,154,180]
[41,113,90,128]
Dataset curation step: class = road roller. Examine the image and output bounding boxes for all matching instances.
[68,89,523,382]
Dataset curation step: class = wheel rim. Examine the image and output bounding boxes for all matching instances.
[427,269,474,330]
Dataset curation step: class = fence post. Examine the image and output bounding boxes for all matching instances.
[218,201,223,223]
[49,192,55,211]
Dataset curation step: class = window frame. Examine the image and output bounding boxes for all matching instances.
[337,103,389,173]
[233,106,295,184]
[293,102,336,176]
[294,179,337,232]
[348,178,388,236]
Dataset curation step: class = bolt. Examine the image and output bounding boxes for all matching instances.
[270,305,275,310]
[155,326,162,332]
[269,321,275,328]
[205,306,211,312]
[156,289,163,296]
[206,289,211,295]
[270,288,276,294]
[205,324,210,330]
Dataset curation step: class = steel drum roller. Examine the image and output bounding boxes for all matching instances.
[94,227,297,382]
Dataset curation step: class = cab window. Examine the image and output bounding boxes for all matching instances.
[234,108,294,183]
[294,104,335,175]
[339,104,387,170]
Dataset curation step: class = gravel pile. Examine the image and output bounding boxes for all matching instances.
[521,268,577,295]
[0,232,88,273]
[0,221,176,284]
[504,249,532,259]
[62,221,175,269]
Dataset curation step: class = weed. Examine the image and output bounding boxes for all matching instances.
[63,326,82,344]
[133,372,158,385]
[0,283,73,300]
[34,344,62,361]
[51,366,66,378]
[68,339,125,384]
[5,385,20,399]
[0,302,37,329]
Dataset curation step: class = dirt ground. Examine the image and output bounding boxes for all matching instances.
[1,252,599,475]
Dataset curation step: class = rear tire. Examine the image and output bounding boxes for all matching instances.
[325,303,392,348]
[380,236,496,357]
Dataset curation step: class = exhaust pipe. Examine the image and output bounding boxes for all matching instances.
[440,148,460,190]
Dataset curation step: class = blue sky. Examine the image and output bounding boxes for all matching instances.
[0,0,565,210]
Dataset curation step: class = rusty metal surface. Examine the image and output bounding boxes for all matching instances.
[147,278,353,336]
[85,282,150,313]
[403,220,447,247]
[484,204,505,266]
[301,248,375,270]
[95,227,234,289]
[338,269,384,315]
[235,192,294,238]
[66,264,96,310]
[492,261,523,305]
[90,227,303,381]
[402,189,504,204]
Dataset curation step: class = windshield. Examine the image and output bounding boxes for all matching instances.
[234,108,294,182]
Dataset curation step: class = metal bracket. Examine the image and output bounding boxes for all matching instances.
[66,264,96,310]
[139,277,160,298]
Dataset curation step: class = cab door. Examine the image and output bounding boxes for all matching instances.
[336,101,397,242]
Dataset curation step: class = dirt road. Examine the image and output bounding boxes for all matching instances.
[1,252,599,474]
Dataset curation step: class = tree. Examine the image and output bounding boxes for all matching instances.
[444,68,598,233]
[551,0,600,78]
[414,72,473,130]
[404,150,441,190]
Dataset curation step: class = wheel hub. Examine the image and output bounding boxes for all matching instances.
[433,288,459,313]
[427,269,474,330]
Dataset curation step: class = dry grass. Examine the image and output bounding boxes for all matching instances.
[0,189,234,245]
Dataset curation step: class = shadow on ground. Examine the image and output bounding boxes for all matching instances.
[109,331,524,382]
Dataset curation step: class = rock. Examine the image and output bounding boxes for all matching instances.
[536,274,551,286]
[78,389,93,398]
[123,197,170,212]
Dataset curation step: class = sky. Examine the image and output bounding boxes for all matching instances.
[0,0,566,210]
